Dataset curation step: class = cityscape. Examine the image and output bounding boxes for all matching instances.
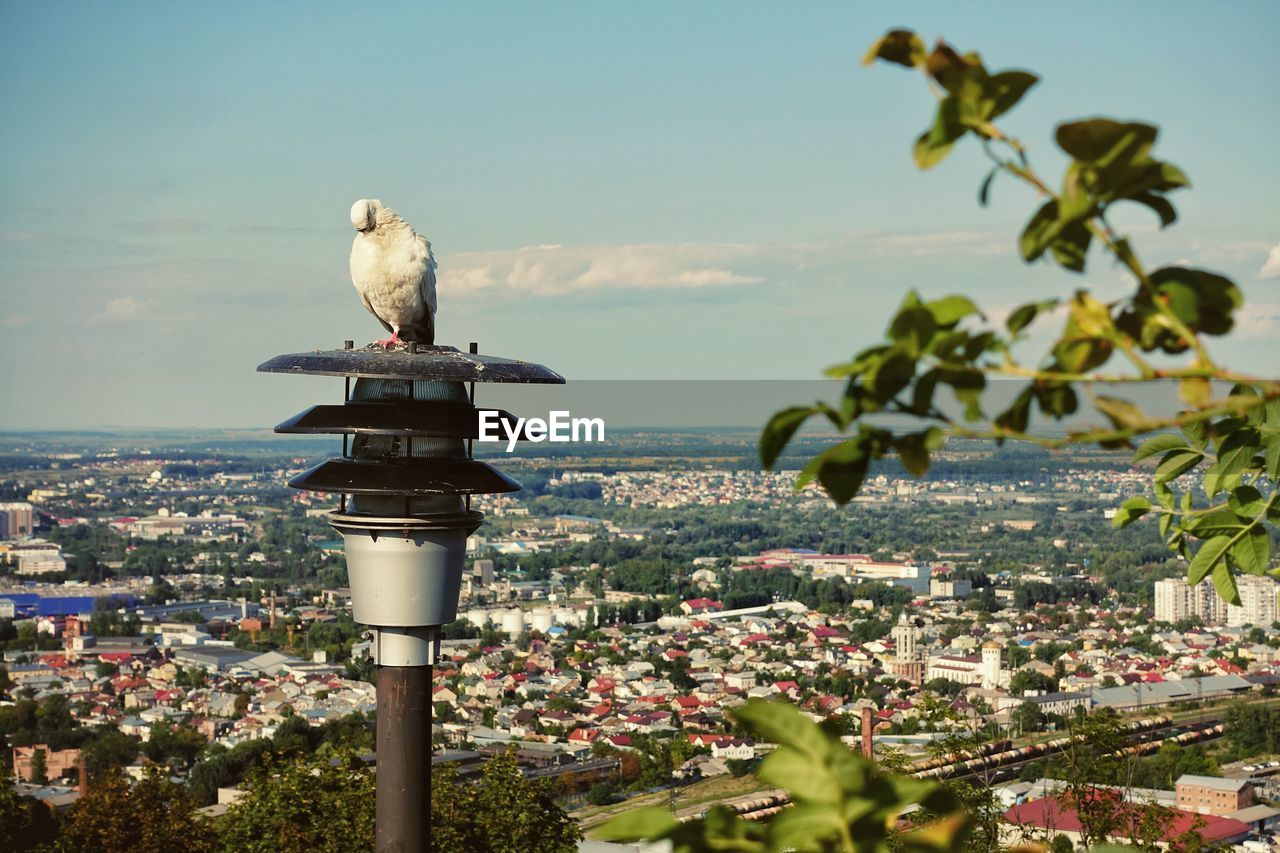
[3,3,1280,852]
[2,431,1278,850]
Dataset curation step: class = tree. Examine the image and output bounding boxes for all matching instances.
[432,751,581,852]
[82,728,140,780]
[58,770,213,853]
[0,783,58,851]
[1010,670,1057,696]
[216,750,375,853]
[1012,702,1046,735]
[761,27,1280,609]
[1056,711,1127,848]
[474,751,580,851]
[144,721,208,771]
[28,747,48,784]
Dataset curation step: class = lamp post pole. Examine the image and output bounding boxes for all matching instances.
[377,662,433,851]
[259,343,563,853]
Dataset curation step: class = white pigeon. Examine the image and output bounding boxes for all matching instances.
[348,198,438,348]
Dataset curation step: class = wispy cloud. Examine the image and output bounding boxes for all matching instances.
[439,229,1010,300]
[1,313,32,328]
[1235,302,1280,338]
[860,230,1008,257]
[1259,240,1280,279]
[442,241,766,298]
[103,296,146,321]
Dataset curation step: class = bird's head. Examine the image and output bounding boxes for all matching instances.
[350,198,382,233]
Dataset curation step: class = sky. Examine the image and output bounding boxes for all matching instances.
[1,2,1277,429]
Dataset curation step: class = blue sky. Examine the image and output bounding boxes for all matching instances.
[1,2,1277,428]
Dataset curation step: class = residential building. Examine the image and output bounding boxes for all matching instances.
[1176,774,1253,816]
[1153,577,1228,625]
[0,502,35,539]
[1227,576,1279,628]
[12,745,80,783]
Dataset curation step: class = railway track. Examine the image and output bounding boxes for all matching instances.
[701,715,1227,823]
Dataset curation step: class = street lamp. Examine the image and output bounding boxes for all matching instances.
[258,341,563,853]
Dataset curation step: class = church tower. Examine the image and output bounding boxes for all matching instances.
[981,641,1002,690]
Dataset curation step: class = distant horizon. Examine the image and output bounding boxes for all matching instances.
[2,2,1278,429]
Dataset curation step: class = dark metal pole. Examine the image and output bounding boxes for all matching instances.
[377,663,433,853]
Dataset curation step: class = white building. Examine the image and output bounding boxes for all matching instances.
[925,643,1009,690]
[1227,576,1279,628]
[891,612,916,661]
[1154,577,1227,625]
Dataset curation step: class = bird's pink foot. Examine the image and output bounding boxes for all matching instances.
[376,331,401,350]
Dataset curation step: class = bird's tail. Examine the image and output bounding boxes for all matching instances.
[400,312,435,345]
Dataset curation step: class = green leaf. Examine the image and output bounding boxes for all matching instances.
[994,388,1034,434]
[899,813,973,852]
[889,305,938,355]
[1112,496,1151,529]
[1130,191,1178,227]
[1055,119,1158,164]
[1230,526,1272,576]
[1187,535,1231,586]
[1094,396,1146,430]
[823,344,890,379]
[1006,299,1057,335]
[1186,507,1245,538]
[914,97,965,170]
[896,436,929,477]
[1020,200,1059,262]
[1155,448,1202,483]
[865,350,917,401]
[1228,485,1267,519]
[758,749,839,804]
[923,41,985,94]
[938,368,985,421]
[1213,560,1241,606]
[768,803,845,851]
[1266,434,1280,480]
[1181,416,1208,449]
[862,29,926,68]
[1202,462,1226,499]
[761,406,818,470]
[986,70,1038,119]
[1218,427,1261,477]
[978,168,997,206]
[923,294,981,327]
[1048,220,1093,273]
[911,368,940,417]
[596,807,680,842]
[732,699,833,761]
[1159,161,1191,189]
[1132,433,1187,463]
[1150,267,1243,338]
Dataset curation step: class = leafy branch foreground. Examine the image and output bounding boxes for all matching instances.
[599,699,970,852]
[762,29,1280,607]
